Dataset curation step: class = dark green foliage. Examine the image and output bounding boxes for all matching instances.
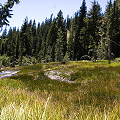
[108,0,120,58]
[62,52,70,64]
[57,10,67,57]
[0,0,20,29]
[1,56,10,66]
[74,0,87,60]
[46,20,57,62]
[66,15,71,30]
[87,0,102,48]
[55,27,64,62]
[0,0,120,65]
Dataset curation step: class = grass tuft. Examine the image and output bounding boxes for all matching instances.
[0,61,120,119]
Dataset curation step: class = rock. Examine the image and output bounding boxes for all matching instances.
[80,55,91,61]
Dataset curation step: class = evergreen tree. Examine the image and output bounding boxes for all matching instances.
[40,22,46,59]
[36,23,42,56]
[46,19,57,61]
[7,27,13,56]
[74,0,87,60]
[56,10,67,57]
[19,17,28,64]
[55,27,64,61]
[57,10,64,29]
[11,27,17,62]
[104,0,113,60]
[46,45,52,62]
[25,19,32,56]
[87,0,102,60]
[32,19,37,57]
[40,17,53,59]
[109,0,120,58]
[15,28,20,59]
[1,27,7,39]
[68,21,75,60]
[0,27,7,55]
[66,15,71,30]
[0,0,20,30]
[1,0,120,64]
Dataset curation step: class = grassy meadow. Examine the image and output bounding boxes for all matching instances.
[0,60,120,119]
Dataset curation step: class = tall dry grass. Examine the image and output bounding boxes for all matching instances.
[0,61,120,119]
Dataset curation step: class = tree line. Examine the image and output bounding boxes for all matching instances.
[0,0,120,66]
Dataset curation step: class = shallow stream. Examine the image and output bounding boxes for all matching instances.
[0,71,19,78]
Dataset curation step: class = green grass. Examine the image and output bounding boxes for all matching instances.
[0,61,120,119]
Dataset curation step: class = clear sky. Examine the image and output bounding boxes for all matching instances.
[1,0,113,29]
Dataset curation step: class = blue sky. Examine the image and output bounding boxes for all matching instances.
[1,0,113,29]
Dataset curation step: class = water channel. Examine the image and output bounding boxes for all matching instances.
[0,71,19,78]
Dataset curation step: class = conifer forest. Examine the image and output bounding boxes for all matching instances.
[0,1,120,119]
[0,0,120,66]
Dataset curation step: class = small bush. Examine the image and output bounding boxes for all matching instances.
[19,56,38,66]
[62,52,70,64]
[0,55,10,67]
[31,56,38,64]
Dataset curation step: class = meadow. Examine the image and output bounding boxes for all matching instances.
[0,60,120,119]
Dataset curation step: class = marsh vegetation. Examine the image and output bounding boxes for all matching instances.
[0,60,120,119]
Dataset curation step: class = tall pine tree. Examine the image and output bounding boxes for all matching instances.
[87,0,102,60]
[74,0,87,60]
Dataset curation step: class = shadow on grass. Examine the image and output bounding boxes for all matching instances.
[10,64,120,111]
[11,71,80,93]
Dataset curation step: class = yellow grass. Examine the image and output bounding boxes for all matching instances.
[0,61,120,119]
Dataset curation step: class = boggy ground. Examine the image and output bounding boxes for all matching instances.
[0,60,120,119]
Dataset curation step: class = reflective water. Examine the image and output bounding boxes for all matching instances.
[0,71,19,78]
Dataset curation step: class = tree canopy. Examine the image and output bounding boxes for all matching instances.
[0,0,120,66]
[0,0,20,28]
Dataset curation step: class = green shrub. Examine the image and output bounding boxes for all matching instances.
[0,55,10,67]
[62,52,70,64]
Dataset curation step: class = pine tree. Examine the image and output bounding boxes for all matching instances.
[11,27,17,62]
[55,27,64,61]
[46,19,57,61]
[1,27,7,39]
[36,23,42,57]
[40,17,53,59]
[68,25,74,60]
[0,28,7,55]
[7,27,13,56]
[74,11,80,60]
[1,0,120,64]
[57,10,64,29]
[46,45,52,62]
[15,28,20,59]
[87,0,102,60]
[56,10,67,57]
[0,0,20,30]
[66,15,71,30]
[25,19,32,56]
[74,0,87,60]
[110,0,120,58]
[1,27,7,55]
[104,0,120,60]
[104,0,113,61]
[32,19,37,57]
[19,17,28,65]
